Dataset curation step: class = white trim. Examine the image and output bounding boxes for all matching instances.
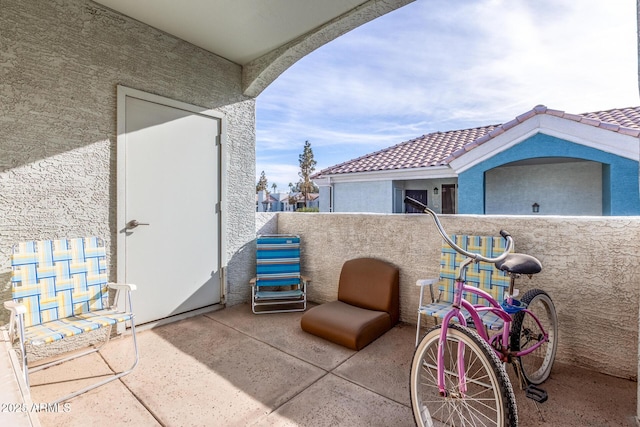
[134,304,225,331]
[116,86,227,298]
[314,177,331,186]
[449,114,640,173]
[538,115,639,160]
[218,113,228,301]
[313,165,456,184]
[448,119,540,173]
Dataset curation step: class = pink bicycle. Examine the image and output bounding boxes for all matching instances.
[405,197,558,427]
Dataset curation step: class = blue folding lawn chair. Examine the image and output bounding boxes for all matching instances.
[250,234,309,314]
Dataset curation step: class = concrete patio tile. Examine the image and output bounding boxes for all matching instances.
[334,320,638,427]
[0,330,39,427]
[251,373,414,427]
[513,362,637,427]
[100,314,326,427]
[7,307,636,427]
[332,322,414,406]
[205,303,356,371]
[27,352,158,427]
[29,352,115,398]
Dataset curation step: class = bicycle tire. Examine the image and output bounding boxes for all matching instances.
[410,324,518,426]
[510,289,558,385]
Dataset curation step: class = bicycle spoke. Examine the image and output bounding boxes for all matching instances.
[511,289,558,385]
[411,324,517,426]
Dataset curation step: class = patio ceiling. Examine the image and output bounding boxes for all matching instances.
[92,0,414,96]
[93,0,367,65]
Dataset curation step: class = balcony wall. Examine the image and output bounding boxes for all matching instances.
[262,212,640,380]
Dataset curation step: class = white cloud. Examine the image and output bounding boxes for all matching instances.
[257,0,639,188]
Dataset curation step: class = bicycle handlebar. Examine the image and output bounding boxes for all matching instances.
[404,196,514,263]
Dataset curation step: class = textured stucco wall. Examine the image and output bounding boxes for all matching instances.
[0,0,256,321]
[485,161,603,215]
[333,180,393,213]
[277,212,640,379]
[459,133,640,215]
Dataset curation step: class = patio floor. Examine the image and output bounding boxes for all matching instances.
[7,303,639,426]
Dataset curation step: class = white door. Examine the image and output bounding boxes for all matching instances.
[117,87,223,325]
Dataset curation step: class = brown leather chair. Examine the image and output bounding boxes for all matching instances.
[300,258,399,350]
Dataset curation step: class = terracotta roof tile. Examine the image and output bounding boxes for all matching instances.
[313,105,640,178]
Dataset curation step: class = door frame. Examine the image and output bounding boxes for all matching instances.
[116,85,228,304]
[441,184,457,214]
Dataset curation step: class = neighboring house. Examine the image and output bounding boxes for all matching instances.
[256,191,320,211]
[0,0,411,325]
[290,192,320,210]
[256,191,296,212]
[313,105,640,216]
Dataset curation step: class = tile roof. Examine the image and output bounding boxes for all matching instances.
[313,105,640,178]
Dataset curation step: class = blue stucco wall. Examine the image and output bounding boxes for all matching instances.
[458,133,640,215]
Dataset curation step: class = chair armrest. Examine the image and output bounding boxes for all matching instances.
[301,275,311,284]
[108,283,137,291]
[4,301,26,343]
[416,278,438,305]
[249,277,257,285]
[4,300,26,315]
[416,279,437,287]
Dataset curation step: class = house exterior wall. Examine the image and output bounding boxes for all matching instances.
[485,161,603,215]
[319,186,332,212]
[394,179,458,213]
[458,133,640,215]
[333,180,393,213]
[276,212,640,379]
[0,0,257,319]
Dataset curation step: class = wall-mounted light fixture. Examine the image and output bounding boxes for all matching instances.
[433,187,439,195]
[532,203,540,213]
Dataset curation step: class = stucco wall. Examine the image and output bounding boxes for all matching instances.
[276,212,640,379]
[0,0,256,320]
[485,161,603,215]
[459,133,640,215]
[333,180,393,213]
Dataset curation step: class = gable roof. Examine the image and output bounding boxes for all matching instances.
[313,105,640,178]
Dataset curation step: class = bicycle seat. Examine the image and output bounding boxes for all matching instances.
[494,253,542,275]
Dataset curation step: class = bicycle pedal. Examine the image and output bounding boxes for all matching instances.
[525,385,548,403]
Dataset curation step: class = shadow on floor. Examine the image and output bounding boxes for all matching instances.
[28,303,637,427]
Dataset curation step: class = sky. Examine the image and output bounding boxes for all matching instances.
[255,0,639,192]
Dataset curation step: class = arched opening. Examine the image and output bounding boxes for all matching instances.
[484,157,606,215]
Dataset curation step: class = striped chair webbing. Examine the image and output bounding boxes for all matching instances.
[256,235,301,287]
[23,310,132,345]
[11,237,109,328]
[437,235,511,306]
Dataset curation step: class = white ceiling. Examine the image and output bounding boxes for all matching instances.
[93,0,369,65]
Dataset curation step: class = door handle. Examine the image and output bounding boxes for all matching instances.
[125,219,150,230]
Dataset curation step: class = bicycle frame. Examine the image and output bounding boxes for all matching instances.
[436,267,550,396]
[403,195,550,397]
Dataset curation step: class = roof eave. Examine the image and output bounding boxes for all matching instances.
[449,113,640,174]
[313,165,456,185]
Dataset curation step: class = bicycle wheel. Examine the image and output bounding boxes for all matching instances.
[410,324,517,427]
[510,289,558,385]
